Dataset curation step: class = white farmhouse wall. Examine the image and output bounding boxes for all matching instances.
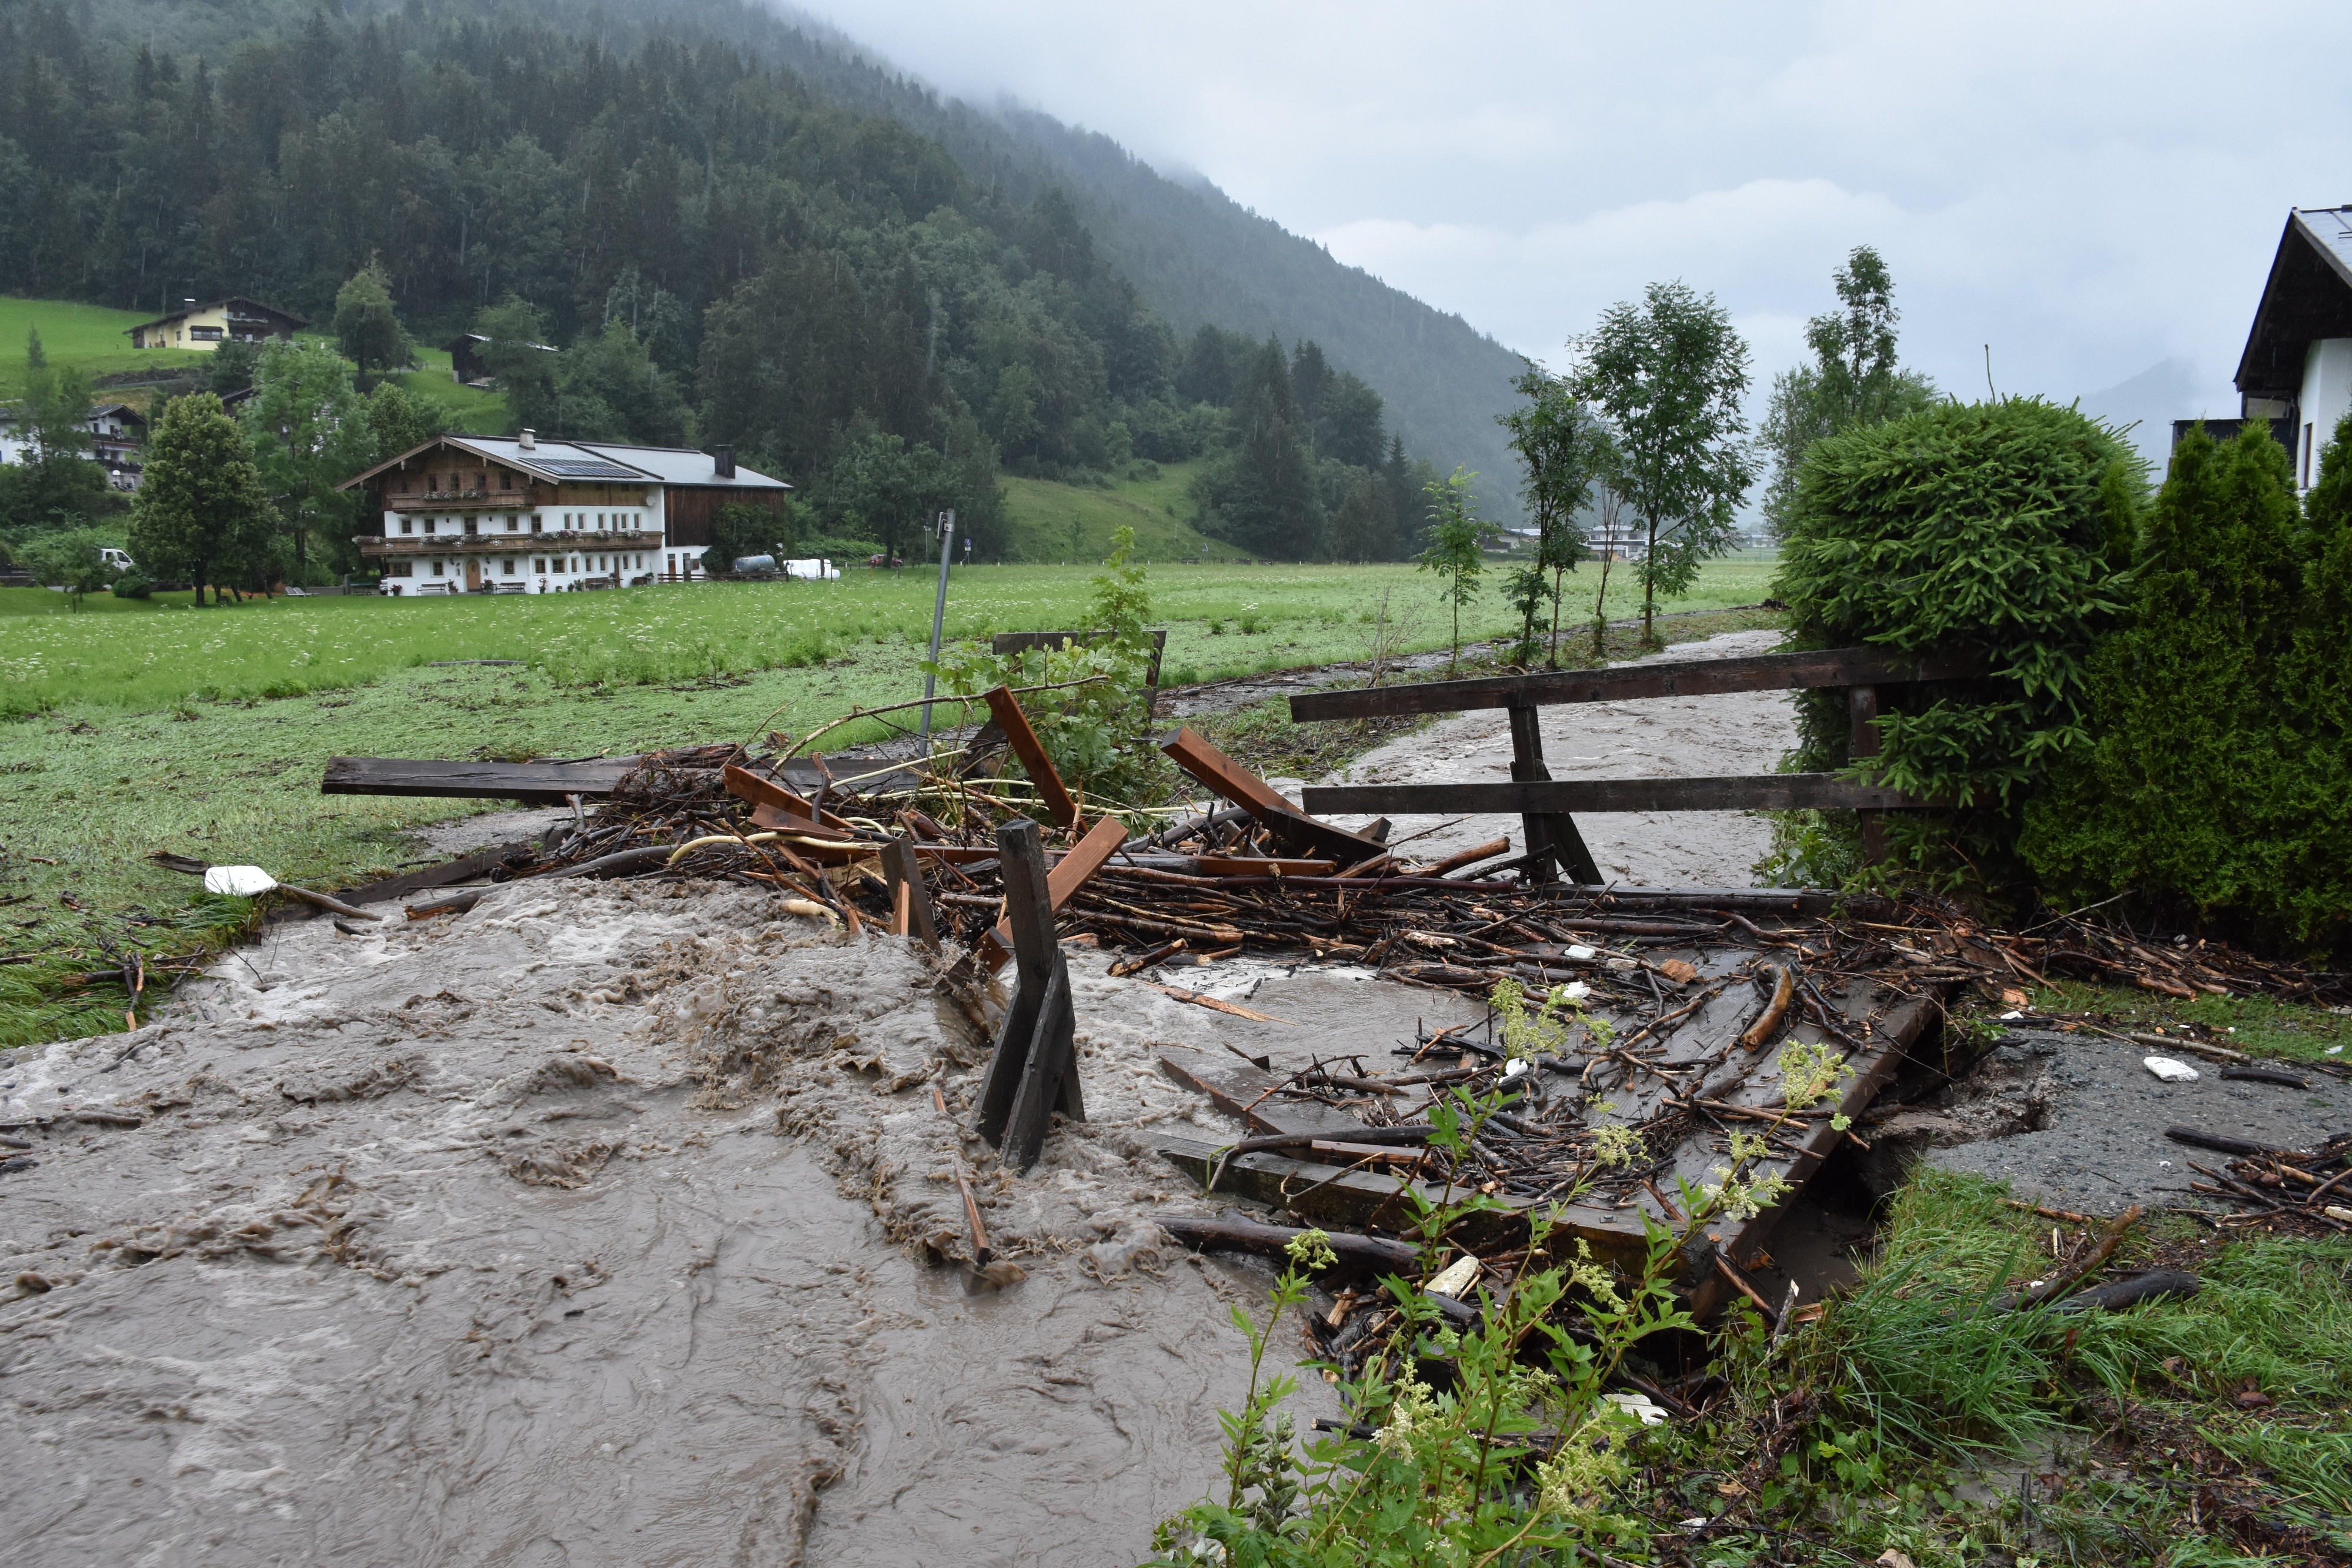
[2296,337,2352,493]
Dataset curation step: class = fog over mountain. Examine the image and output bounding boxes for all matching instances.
[780,0,2352,455]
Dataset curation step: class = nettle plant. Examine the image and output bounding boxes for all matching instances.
[1145,982,1796,1565]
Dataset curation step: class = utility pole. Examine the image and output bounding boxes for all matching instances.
[918,509,956,754]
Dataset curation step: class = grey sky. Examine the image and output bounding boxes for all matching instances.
[782,0,2351,426]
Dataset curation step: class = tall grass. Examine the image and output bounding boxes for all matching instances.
[0,561,1782,718]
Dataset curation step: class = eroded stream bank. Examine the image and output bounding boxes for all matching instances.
[0,882,1389,1565]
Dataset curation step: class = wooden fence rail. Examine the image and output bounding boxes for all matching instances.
[1286,645,1974,881]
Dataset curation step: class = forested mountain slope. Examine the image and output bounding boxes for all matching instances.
[0,0,1521,556]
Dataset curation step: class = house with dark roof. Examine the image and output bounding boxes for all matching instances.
[2207,206,2352,492]
[126,296,308,352]
[335,430,791,594]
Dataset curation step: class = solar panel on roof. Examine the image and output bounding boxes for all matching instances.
[532,457,647,479]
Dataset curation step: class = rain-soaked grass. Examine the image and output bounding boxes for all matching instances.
[0,560,1781,1047]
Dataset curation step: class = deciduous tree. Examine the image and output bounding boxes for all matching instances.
[1571,282,1755,645]
[1416,466,1499,670]
[1758,246,1937,539]
[1499,364,1609,666]
[332,255,409,382]
[241,339,374,574]
[129,393,276,604]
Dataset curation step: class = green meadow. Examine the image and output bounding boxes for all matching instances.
[0,558,1777,1042]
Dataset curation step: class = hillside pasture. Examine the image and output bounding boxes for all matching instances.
[0,296,212,396]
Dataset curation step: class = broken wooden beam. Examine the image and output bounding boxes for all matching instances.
[975,813,1128,971]
[1157,1215,1420,1275]
[983,685,1080,830]
[880,838,940,950]
[1158,726,1387,864]
[1303,774,1938,817]
[1286,646,1983,722]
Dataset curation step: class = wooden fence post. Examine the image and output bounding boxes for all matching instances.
[1506,700,1603,885]
[1849,684,1886,865]
[972,819,1084,1171]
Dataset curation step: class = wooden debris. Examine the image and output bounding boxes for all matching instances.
[973,821,1084,1174]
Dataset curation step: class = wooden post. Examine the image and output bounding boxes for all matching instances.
[973,819,1083,1170]
[880,838,939,950]
[1849,684,1886,865]
[1506,700,1603,885]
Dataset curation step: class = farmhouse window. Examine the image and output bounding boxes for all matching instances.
[502,559,515,575]
[506,517,519,531]
[463,519,477,536]
[400,519,413,535]
[191,325,222,341]
[533,558,547,574]
[423,519,435,534]
[431,561,445,577]
[389,561,412,577]
[531,516,543,533]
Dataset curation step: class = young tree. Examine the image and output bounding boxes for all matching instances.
[1499,363,1611,666]
[332,255,409,382]
[1758,246,1938,539]
[129,393,276,604]
[21,527,115,608]
[1571,282,1756,645]
[365,379,445,464]
[2,327,112,533]
[1416,466,1499,670]
[242,340,375,574]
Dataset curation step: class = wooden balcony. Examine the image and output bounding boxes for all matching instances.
[383,490,540,511]
[358,529,663,556]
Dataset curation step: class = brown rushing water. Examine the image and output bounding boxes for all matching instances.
[1,882,1393,1565]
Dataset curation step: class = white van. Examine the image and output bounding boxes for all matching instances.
[99,548,135,573]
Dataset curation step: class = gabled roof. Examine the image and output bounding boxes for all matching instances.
[335,433,791,493]
[125,295,310,335]
[2235,208,2352,399]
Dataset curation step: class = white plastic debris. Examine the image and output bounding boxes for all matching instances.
[2327,1044,2344,1057]
[1602,1391,1669,1426]
[1999,1009,2026,1021]
[1562,980,1592,1001]
[1425,1253,1480,1299]
[202,865,278,897]
[2142,1056,2201,1083]
[1502,1058,1530,1081]
[1565,944,1598,961]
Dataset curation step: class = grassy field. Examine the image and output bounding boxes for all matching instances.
[385,346,509,433]
[0,558,1777,1043]
[0,559,1781,718]
[1001,459,1241,562]
[0,296,213,396]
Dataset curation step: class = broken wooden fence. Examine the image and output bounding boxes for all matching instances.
[1289,645,1978,878]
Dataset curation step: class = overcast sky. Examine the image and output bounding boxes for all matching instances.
[781,0,2352,426]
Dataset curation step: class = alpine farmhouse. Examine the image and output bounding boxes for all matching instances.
[336,432,790,593]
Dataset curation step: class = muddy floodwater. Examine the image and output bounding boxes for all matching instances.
[0,882,1434,1564]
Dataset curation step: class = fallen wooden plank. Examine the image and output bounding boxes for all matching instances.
[975,813,1130,971]
[1304,774,1935,817]
[322,756,640,803]
[983,685,1080,830]
[1158,726,1387,863]
[1287,646,1983,722]
[723,763,858,832]
[320,839,542,907]
[1154,1048,1369,1138]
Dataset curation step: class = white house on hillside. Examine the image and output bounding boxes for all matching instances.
[2221,206,2352,492]
[336,432,791,594]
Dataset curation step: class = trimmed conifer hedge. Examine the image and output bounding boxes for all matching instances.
[2023,419,2352,954]
[1769,398,2142,894]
